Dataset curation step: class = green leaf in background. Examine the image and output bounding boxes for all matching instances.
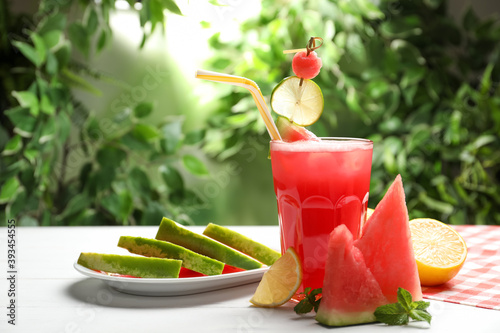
[0,0,206,227]
[68,22,89,57]
[39,117,56,144]
[37,12,66,35]
[45,52,59,76]
[12,41,42,67]
[60,68,101,95]
[101,191,133,223]
[40,93,55,115]
[133,102,154,118]
[132,123,160,142]
[31,33,47,65]
[418,192,454,215]
[184,129,206,145]
[380,16,423,39]
[149,0,164,31]
[97,27,110,52]
[87,166,116,195]
[141,201,170,225]
[160,164,184,191]
[6,189,28,218]
[182,155,209,176]
[24,149,38,165]
[406,126,431,153]
[160,120,183,154]
[86,8,99,35]
[59,193,90,219]
[12,91,39,116]
[5,107,37,137]
[57,111,72,144]
[2,135,22,156]
[162,0,183,15]
[41,30,62,50]
[96,146,127,169]
[121,132,151,151]
[128,167,152,198]
[0,177,20,204]
[139,0,151,28]
[54,41,71,69]
[18,216,39,226]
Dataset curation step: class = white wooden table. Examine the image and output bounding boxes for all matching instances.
[1,226,499,333]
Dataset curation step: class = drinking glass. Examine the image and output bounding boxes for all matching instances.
[270,138,373,293]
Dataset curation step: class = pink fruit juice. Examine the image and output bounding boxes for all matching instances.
[270,138,373,293]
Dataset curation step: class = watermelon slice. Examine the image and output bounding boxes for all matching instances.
[354,175,422,303]
[316,225,387,327]
[275,116,320,142]
[316,175,422,326]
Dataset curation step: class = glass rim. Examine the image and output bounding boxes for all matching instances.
[271,137,373,144]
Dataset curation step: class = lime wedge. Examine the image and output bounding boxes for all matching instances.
[270,76,324,126]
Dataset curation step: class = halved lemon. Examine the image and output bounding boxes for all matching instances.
[270,76,324,126]
[250,247,302,307]
[409,218,467,286]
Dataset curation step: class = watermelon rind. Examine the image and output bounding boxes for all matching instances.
[77,252,182,278]
[156,218,263,270]
[118,236,224,276]
[316,309,377,327]
[316,224,387,327]
[203,223,281,266]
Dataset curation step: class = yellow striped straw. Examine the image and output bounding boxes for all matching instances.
[195,69,282,141]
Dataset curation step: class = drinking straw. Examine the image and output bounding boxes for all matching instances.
[195,69,282,141]
[283,48,306,54]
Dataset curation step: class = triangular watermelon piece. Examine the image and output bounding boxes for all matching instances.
[275,116,320,142]
[316,224,388,327]
[354,175,422,303]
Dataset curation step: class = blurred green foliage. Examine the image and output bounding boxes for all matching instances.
[203,0,500,224]
[0,0,208,226]
[1,0,499,226]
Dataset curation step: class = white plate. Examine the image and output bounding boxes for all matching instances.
[74,262,268,296]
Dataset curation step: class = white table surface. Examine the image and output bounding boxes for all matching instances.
[1,226,499,333]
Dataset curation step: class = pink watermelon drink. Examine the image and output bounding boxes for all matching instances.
[270,138,373,293]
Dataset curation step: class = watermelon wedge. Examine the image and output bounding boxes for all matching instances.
[316,225,387,327]
[354,175,422,303]
[316,175,422,326]
[275,116,320,142]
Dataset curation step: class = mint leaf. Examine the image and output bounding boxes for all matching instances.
[414,300,431,310]
[374,288,432,326]
[374,303,409,325]
[397,287,413,312]
[293,288,322,315]
[294,299,314,314]
[309,288,322,312]
[409,309,432,324]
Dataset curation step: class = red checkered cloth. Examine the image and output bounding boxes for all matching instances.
[421,225,500,310]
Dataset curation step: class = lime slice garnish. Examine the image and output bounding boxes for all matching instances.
[270,76,324,126]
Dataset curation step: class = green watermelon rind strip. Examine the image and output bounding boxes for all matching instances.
[203,223,281,266]
[118,236,225,276]
[316,309,376,327]
[77,252,182,278]
[156,217,263,270]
